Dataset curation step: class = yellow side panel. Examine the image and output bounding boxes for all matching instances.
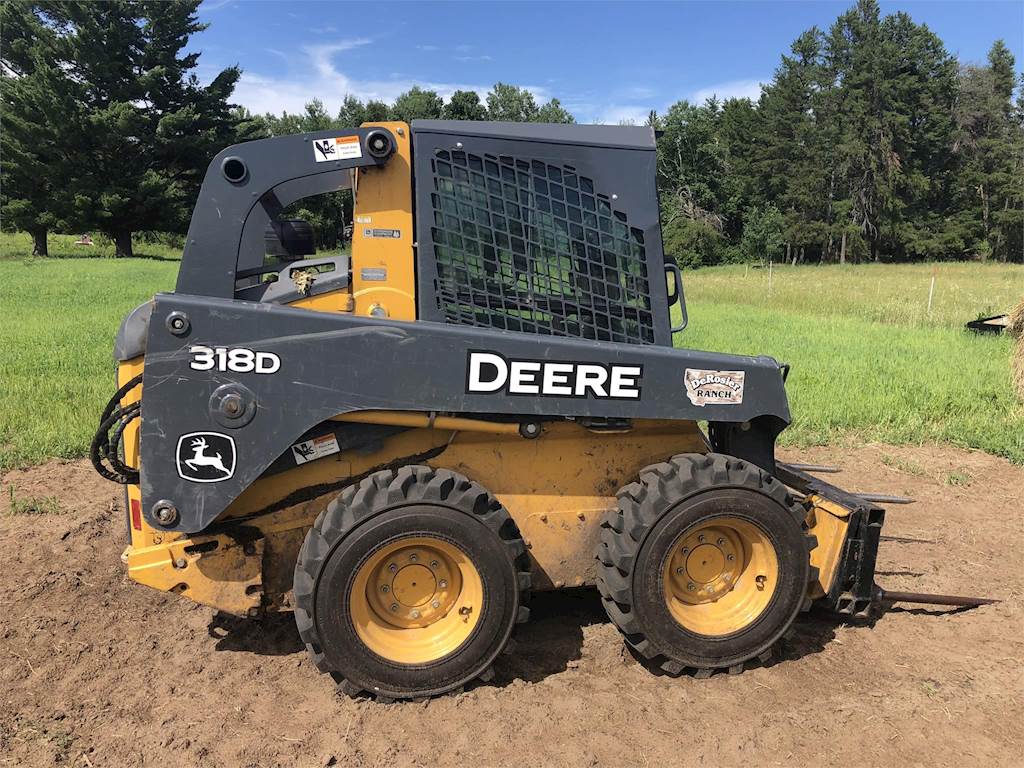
[126,419,710,613]
[350,120,416,320]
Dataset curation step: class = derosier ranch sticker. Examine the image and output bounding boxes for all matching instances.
[684,369,745,406]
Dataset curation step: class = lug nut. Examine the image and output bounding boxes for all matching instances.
[410,609,421,619]
[409,553,418,562]
[698,534,705,543]
[388,563,398,573]
[726,554,735,562]
[681,547,689,555]
[675,567,684,575]
[380,584,390,593]
[687,582,696,591]
[430,560,439,568]
[716,537,725,546]
[438,579,448,589]
[390,603,399,612]
[431,600,441,609]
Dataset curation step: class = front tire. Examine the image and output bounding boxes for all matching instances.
[293,466,530,700]
[597,453,815,676]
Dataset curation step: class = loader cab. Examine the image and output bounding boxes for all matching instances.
[175,120,687,346]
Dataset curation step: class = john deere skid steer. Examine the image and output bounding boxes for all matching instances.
[92,121,990,701]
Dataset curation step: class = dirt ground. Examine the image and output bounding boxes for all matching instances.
[2,444,1022,768]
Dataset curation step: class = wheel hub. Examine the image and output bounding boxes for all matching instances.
[669,525,743,603]
[368,543,461,628]
[662,517,780,636]
[350,536,484,663]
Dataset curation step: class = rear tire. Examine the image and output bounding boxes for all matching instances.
[293,466,530,700]
[596,453,815,676]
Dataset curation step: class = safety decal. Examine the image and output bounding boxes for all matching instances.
[684,369,745,406]
[313,135,362,162]
[176,432,236,483]
[466,350,642,400]
[291,433,341,465]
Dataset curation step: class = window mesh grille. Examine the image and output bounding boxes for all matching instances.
[428,150,655,344]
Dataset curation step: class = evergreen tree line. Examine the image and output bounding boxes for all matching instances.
[2,0,1021,263]
[655,0,1023,265]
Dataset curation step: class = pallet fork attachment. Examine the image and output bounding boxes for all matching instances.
[777,462,999,614]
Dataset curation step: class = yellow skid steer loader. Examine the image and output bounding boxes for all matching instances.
[92,121,993,700]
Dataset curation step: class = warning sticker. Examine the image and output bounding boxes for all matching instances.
[684,369,745,407]
[312,136,362,163]
[291,433,341,465]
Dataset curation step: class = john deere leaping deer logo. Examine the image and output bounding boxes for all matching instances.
[175,432,236,483]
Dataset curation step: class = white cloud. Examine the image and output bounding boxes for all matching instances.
[229,39,556,116]
[688,78,765,104]
[593,105,652,126]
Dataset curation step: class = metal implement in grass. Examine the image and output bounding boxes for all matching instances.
[90,120,998,701]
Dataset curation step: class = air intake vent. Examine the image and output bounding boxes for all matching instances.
[427,150,656,344]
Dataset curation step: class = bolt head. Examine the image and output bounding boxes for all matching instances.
[380,584,390,593]
[675,567,684,575]
[727,554,735,562]
[438,579,448,589]
[390,603,399,612]
[388,563,398,573]
[687,582,696,591]
[410,609,421,619]
[431,600,441,609]
[153,501,178,526]
[716,537,725,546]
[430,560,439,569]
[681,547,689,555]
[698,534,706,543]
[409,553,418,562]
[174,558,186,569]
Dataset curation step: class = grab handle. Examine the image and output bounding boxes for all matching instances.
[665,262,688,333]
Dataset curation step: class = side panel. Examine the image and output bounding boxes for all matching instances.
[139,294,790,533]
[127,420,710,614]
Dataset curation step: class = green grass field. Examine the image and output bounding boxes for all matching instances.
[1,230,1021,469]
[680,263,1022,461]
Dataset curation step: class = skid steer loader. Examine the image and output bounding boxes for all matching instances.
[92,121,992,701]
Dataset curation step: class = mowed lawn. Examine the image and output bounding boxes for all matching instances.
[1,232,1022,469]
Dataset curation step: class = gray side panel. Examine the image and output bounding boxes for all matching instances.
[139,294,790,533]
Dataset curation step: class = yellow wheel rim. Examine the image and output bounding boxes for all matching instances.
[662,517,779,637]
[349,536,484,664]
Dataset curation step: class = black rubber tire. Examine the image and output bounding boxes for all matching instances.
[596,453,817,677]
[293,465,530,700]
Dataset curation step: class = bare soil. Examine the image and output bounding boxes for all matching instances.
[2,445,1022,768]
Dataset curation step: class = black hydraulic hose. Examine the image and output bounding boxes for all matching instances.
[90,374,143,484]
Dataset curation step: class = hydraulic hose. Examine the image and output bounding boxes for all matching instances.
[90,374,143,484]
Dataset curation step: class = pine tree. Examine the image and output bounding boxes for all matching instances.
[0,2,67,255]
[36,0,241,256]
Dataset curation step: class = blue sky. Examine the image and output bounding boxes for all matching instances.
[194,0,1024,123]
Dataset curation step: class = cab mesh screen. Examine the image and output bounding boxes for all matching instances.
[428,149,655,344]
